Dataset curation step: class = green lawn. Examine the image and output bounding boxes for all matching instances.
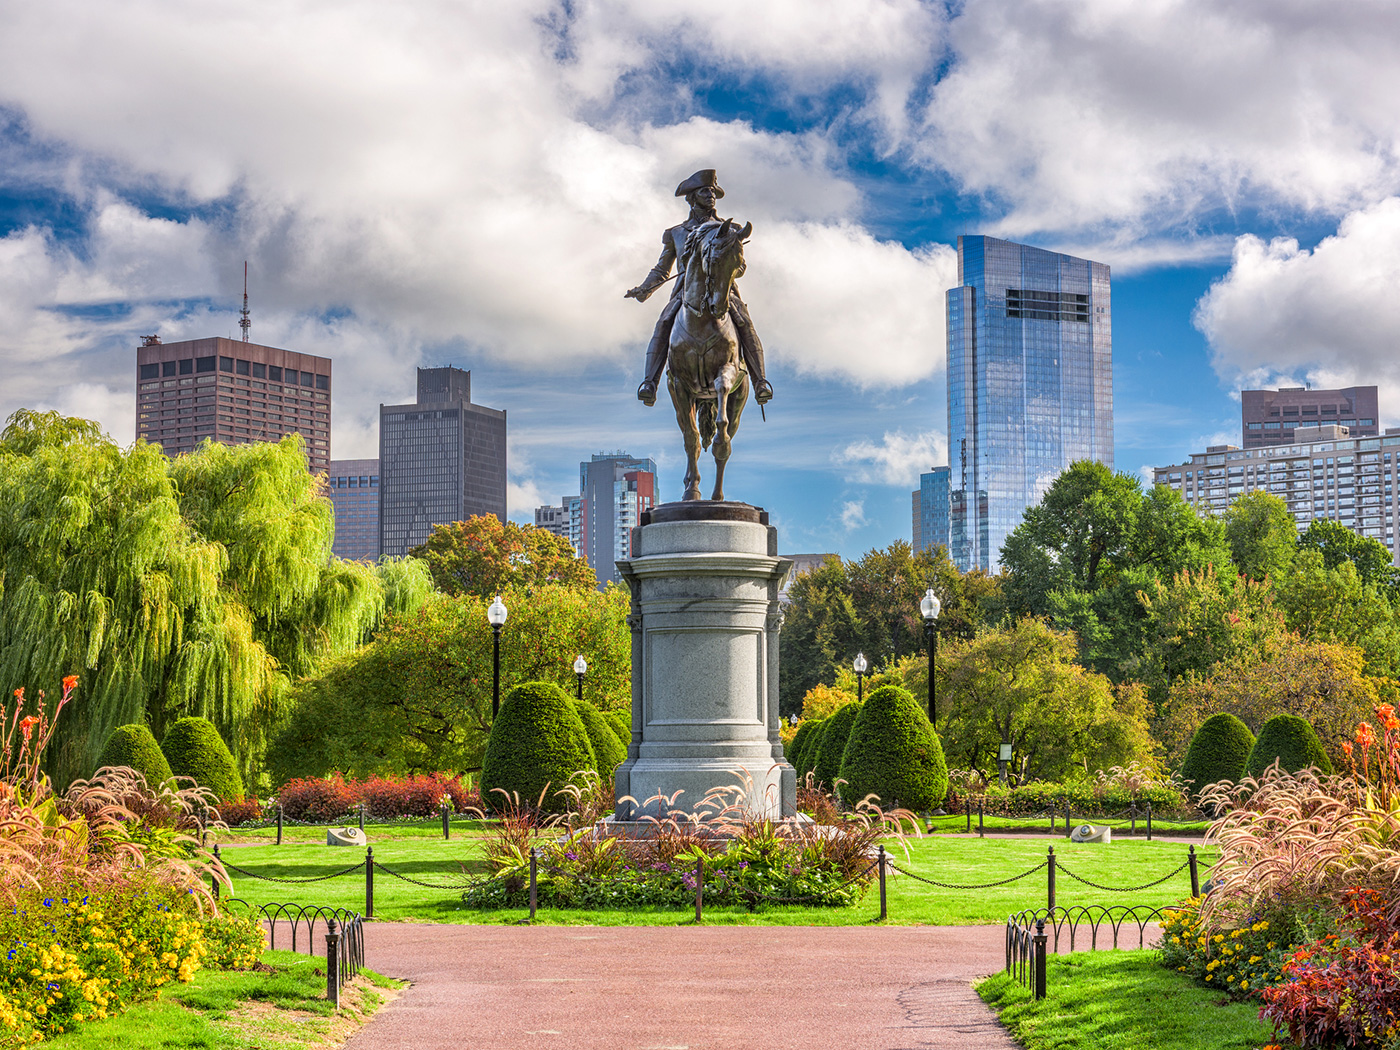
[218,835,1216,926]
[977,951,1276,1049]
[221,818,492,845]
[925,813,1211,836]
[42,950,400,1050]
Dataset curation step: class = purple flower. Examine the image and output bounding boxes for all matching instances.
[565,851,577,861]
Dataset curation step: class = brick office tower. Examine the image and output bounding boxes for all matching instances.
[1241,386,1380,448]
[328,458,381,561]
[378,366,507,558]
[135,337,332,471]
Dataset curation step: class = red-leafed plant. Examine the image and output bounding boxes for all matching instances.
[1259,887,1400,1049]
[217,796,265,826]
[277,774,359,822]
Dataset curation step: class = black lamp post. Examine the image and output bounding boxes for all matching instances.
[573,654,587,703]
[853,651,868,703]
[920,587,941,727]
[487,595,508,718]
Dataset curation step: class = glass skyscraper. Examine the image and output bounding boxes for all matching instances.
[946,236,1112,572]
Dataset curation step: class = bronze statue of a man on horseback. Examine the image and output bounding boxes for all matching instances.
[626,169,772,502]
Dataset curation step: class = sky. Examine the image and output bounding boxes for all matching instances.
[4,1,1400,558]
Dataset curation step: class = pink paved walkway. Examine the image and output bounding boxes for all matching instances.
[344,924,1020,1050]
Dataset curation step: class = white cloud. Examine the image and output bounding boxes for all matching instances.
[918,0,1400,238]
[1195,197,1400,425]
[833,429,946,487]
[840,499,867,531]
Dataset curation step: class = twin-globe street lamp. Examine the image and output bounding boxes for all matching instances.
[487,595,508,718]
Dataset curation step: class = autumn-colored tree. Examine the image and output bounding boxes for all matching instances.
[798,682,858,722]
[1159,634,1380,765]
[410,516,596,597]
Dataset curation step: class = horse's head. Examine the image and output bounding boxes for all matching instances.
[702,218,751,318]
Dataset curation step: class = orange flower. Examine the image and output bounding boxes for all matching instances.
[11,688,22,702]
[61,674,78,692]
[1378,704,1396,720]
[1343,741,1354,758]
[1357,722,1377,748]
[18,715,39,740]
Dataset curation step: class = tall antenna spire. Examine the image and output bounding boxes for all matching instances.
[239,260,251,343]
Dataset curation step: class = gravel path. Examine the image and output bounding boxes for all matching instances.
[343,923,1020,1050]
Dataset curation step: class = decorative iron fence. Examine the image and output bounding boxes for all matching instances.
[223,899,364,1009]
[1004,904,1168,999]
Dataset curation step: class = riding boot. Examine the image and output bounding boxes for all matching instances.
[637,301,678,406]
[732,307,773,405]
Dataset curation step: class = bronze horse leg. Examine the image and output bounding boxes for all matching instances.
[669,372,703,500]
[710,373,748,501]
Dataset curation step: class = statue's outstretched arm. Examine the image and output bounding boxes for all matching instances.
[625,236,677,301]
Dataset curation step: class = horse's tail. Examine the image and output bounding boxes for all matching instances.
[698,398,717,451]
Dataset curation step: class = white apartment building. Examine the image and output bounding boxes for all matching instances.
[1152,425,1400,562]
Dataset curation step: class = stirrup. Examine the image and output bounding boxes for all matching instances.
[755,379,773,405]
[637,380,657,406]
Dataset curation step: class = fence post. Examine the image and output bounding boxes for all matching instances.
[1046,845,1056,912]
[1129,803,1137,837]
[1064,799,1071,839]
[325,918,341,1010]
[1145,800,1152,841]
[1049,806,1055,834]
[359,803,365,832]
[1188,845,1200,898]
[365,846,374,919]
[276,803,283,846]
[694,854,704,923]
[529,848,538,920]
[878,845,887,921]
[1033,918,1047,1000]
[212,843,221,899]
[442,803,450,841]
[978,800,984,838]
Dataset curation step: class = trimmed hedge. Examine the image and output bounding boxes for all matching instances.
[482,681,595,813]
[1246,714,1333,778]
[839,684,947,810]
[575,699,627,779]
[813,701,861,790]
[603,712,631,747]
[95,723,173,785]
[160,716,244,803]
[959,779,1190,817]
[786,720,819,779]
[796,718,828,781]
[1181,713,1256,793]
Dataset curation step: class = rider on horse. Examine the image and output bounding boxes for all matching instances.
[625,169,774,408]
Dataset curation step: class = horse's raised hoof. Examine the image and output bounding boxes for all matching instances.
[637,380,657,406]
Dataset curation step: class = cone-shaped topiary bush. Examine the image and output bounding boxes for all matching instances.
[161,716,244,803]
[1181,713,1256,794]
[95,723,173,785]
[786,720,819,777]
[574,698,627,779]
[1245,713,1333,778]
[482,681,595,813]
[603,712,631,748]
[814,701,861,790]
[797,718,828,781]
[839,684,947,810]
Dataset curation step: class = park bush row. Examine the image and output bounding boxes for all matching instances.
[946,774,1190,818]
[273,772,481,823]
[96,716,245,803]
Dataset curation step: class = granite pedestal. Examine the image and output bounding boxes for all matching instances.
[612,502,796,820]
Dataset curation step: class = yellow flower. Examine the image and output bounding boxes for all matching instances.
[1240,981,1249,991]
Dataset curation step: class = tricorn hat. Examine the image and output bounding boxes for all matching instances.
[675,169,724,198]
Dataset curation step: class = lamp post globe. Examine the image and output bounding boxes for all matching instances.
[573,654,587,702]
[920,587,941,728]
[853,651,868,704]
[487,595,508,719]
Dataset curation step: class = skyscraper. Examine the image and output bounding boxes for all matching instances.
[328,458,380,561]
[378,366,507,558]
[135,336,332,471]
[945,236,1112,572]
[912,467,950,556]
[579,453,657,587]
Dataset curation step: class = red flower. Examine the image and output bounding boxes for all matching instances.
[1356,722,1377,748]
[61,674,78,693]
[18,715,39,741]
[1377,704,1396,721]
[11,688,22,702]
[1343,741,1354,758]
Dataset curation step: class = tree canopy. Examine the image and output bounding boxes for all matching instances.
[410,516,595,597]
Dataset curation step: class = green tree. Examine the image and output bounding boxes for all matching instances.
[0,411,385,789]
[937,619,1153,782]
[410,516,595,597]
[1179,713,1255,794]
[267,583,631,784]
[1274,549,1400,678]
[1223,490,1297,581]
[1245,714,1334,778]
[1296,519,1400,598]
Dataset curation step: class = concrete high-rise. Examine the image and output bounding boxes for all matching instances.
[378,366,507,558]
[1241,386,1379,448]
[328,459,380,561]
[579,453,657,587]
[945,236,1112,572]
[135,336,332,471]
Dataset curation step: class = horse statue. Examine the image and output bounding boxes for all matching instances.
[667,218,752,501]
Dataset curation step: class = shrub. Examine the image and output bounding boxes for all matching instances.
[360,773,471,818]
[574,699,626,779]
[161,717,244,803]
[94,723,173,785]
[277,775,358,822]
[1159,897,1315,1000]
[217,796,265,826]
[604,712,630,747]
[1181,713,1256,795]
[813,701,861,790]
[481,681,595,814]
[839,684,947,810]
[1245,714,1333,779]
[785,720,819,777]
[794,718,827,781]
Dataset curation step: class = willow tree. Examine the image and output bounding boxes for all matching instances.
[0,410,392,788]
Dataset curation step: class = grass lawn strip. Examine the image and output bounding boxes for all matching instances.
[925,814,1210,836]
[41,950,402,1050]
[977,950,1275,1050]
[220,837,1218,926]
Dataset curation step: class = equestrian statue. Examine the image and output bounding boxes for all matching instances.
[625,169,772,502]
